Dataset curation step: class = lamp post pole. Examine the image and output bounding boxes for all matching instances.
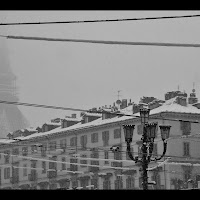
[141,125,148,190]
[123,108,171,190]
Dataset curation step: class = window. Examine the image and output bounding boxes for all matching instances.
[60,139,67,149]
[70,158,78,171]
[91,178,98,189]
[126,147,133,160]
[80,178,89,189]
[80,135,87,149]
[115,176,123,189]
[137,124,143,135]
[104,151,109,164]
[49,141,56,151]
[80,155,87,167]
[180,121,191,135]
[183,142,190,156]
[31,145,37,154]
[42,161,46,173]
[183,169,191,182]
[31,160,37,168]
[70,137,77,147]
[22,147,28,158]
[72,180,78,188]
[4,150,10,164]
[41,144,47,157]
[114,145,122,160]
[49,156,57,170]
[126,177,135,189]
[91,133,98,143]
[91,149,99,166]
[12,148,19,155]
[114,129,121,139]
[102,131,109,146]
[103,178,111,189]
[23,164,27,176]
[61,157,66,170]
[4,168,10,179]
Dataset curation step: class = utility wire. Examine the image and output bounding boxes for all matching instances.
[0,14,200,26]
[1,34,200,48]
[0,99,198,124]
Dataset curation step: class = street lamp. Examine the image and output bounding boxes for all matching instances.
[123,108,171,190]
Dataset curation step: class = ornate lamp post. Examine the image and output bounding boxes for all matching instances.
[123,108,171,190]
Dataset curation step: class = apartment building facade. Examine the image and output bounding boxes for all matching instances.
[0,92,200,189]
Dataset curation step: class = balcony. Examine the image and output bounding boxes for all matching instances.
[47,170,57,179]
[10,176,19,184]
[111,161,122,168]
[28,172,38,182]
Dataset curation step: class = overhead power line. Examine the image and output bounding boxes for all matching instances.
[0,99,199,124]
[0,14,200,26]
[1,35,200,48]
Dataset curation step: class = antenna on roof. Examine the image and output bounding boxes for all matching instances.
[192,82,195,93]
[116,90,122,105]
[178,85,180,91]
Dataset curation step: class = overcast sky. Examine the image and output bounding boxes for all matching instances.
[0,10,200,128]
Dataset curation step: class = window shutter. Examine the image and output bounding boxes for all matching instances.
[102,132,105,141]
[84,135,87,146]
[95,133,98,142]
[180,121,184,130]
[91,133,94,143]
[80,136,84,147]
[183,143,186,156]
[106,131,109,140]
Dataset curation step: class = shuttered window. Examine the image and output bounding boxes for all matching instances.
[180,121,191,135]
[80,135,87,149]
[183,142,190,156]
[102,131,109,146]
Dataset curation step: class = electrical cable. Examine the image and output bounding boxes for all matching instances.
[2,35,200,48]
[0,99,198,124]
[0,14,200,26]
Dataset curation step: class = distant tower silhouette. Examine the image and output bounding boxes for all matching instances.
[188,82,198,104]
[0,38,29,138]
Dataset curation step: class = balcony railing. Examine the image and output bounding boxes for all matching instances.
[47,170,57,179]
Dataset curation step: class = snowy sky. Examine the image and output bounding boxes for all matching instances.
[0,10,200,128]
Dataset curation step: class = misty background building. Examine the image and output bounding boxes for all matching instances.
[0,38,29,138]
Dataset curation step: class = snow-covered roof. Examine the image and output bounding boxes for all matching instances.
[10,114,135,141]
[43,122,61,126]
[25,127,38,132]
[121,97,200,116]
[2,96,200,144]
[0,139,17,144]
[83,112,102,117]
[149,97,200,115]
[64,117,81,122]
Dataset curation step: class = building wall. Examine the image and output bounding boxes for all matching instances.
[0,112,200,189]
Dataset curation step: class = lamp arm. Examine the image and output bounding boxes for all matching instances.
[126,142,142,163]
[150,140,167,161]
